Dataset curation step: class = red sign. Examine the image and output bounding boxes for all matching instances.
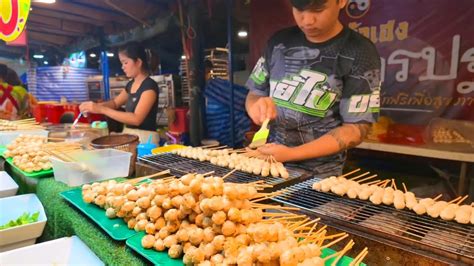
[0,0,31,42]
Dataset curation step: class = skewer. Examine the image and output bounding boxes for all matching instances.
[48,150,73,162]
[402,182,408,193]
[355,249,369,266]
[313,232,348,245]
[381,180,390,188]
[307,222,319,236]
[221,169,237,179]
[293,219,318,232]
[252,204,300,211]
[252,189,287,199]
[448,196,462,204]
[433,194,443,201]
[314,225,328,236]
[202,171,215,177]
[329,240,354,266]
[47,137,66,141]
[299,222,320,244]
[198,143,219,148]
[341,168,361,178]
[124,169,172,185]
[14,118,36,122]
[350,247,368,266]
[457,195,469,205]
[288,218,310,230]
[364,179,382,186]
[321,233,349,249]
[261,215,307,222]
[391,179,398,190]
[349,171,370,181]
[206,145,227,150]
[356,174,378,184]
[373,180,388,186]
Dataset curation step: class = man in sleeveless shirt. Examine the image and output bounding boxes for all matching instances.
[245,0,381,176]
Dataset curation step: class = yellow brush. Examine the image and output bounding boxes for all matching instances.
[249,118,270,149]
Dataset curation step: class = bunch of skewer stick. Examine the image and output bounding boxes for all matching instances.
[81,169,369,265]
[0,118,44,131]
[312,168,474,225]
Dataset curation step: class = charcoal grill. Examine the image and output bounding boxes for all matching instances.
[138,153,310,191]
[272,177,474,265]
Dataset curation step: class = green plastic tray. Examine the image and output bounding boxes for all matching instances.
[60,187,138,241]
[321,248,367,266]
[126,232,365,266]
[126,232,184,266]
[0,145,6,158]
[0,145,54,178]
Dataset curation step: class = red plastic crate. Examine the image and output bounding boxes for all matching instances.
[44,104,64,124]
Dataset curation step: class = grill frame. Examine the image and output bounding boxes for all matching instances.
[138,153,311,191]
[272,177,474,265]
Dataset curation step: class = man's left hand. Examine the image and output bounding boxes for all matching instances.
[257,143,295,162]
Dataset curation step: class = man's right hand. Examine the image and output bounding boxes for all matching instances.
[247,96,277,125]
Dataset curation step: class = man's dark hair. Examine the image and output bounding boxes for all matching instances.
[291,0,338,10]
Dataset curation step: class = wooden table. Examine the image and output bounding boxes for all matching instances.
[356,141,474,195]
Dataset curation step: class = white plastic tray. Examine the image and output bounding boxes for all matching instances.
[51,148,132,187]
[0,194,47,252]
[0,171,18,198]
[0,236,104,265]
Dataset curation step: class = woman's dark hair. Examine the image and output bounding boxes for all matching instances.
[6,68,22,86]
[0,64,7,81]
[118,42,150,74]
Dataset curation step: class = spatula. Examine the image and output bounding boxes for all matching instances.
[249,118,270,149]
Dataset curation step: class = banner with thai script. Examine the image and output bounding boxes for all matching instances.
[250,0,474,123]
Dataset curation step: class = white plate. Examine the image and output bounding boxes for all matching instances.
[0,172,18,198]
[0,236,104,265]
[0,194,47,251]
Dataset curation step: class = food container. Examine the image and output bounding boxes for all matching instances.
[90,134,139,176]
[424,118,474,153]
[0,130,49,146]
[51,149,132,186]
[0,236,104,265]
[46,123,108,148]
[0,194,47,252]
[0,171,18,198]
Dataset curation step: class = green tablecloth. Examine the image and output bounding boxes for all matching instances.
[36,178,149,266]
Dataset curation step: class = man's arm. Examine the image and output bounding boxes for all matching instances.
[289,123,369,161]
[258,123,370,162]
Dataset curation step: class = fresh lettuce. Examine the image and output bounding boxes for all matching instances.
[0,211,40,230]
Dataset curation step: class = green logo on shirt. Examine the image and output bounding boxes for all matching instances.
[250,57,268,85]
[270,69,337,117]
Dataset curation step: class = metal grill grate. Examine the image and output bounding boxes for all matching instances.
[139,153,309,190]
[273,177,474,264]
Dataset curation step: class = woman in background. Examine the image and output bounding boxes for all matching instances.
[79,42,160,144]
[0,64,34,120]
